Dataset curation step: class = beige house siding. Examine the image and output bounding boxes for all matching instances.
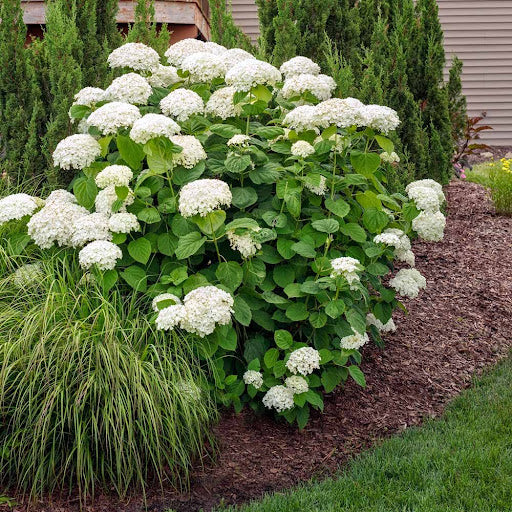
[228,0,259,42]
[229,0,512,145]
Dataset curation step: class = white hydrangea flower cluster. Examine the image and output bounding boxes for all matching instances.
[205,86,242,119]
[11,263,44,289]
[95,185,134,215]
[225,60,281,92]
[220,48,255,71]
[179,179,232,217]
[70,213,111,247]
[152,293,182,312]
[95,165,133,189]
[130,114,181,144]
[330,256,362,288]
[291,140,315,158]
[108,212,140,234]
[160,89,204,121]
[170,135,207,168]
[279,56,321,77]
[204,41,228,55]
[283,105,322,132]
[339,329,369,350]
[304,175,327,195]
[73,87,106,107]
[359,105,400,134]
[315,97,365,128]
[281,74,336,101]
[147,64,181,88]
[412,211,446,242]
[285,375,309,394]
[407,179,446,241]
[389,268,427,299]
[366,313,396,333]
[227,134,251,147]
[0,193,40,224]
[27,191,88,249]
[107,42,160,72]
[156,285,234,338]
[105,73,153,105]
[383,228,415,267]
[181,52,225,82]
[87,102,141,134]
[78,240,122,271]
[262,385,294,413]
[53,134,102,170]
[243,370,264,389]
[227,231,262,258]
[286,347,321,376]
[165,38,209,66]
[380,151,400,164]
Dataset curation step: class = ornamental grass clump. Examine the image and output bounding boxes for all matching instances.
[0,41,448,432]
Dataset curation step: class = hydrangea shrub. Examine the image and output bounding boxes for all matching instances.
[0,40,447,428]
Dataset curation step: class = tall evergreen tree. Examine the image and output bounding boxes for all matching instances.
[209,0,255,52]
[447,56,467,146]
[42,0,84,186]
[325,0,360,66]
[255,0,278,60]
[271,0,299,66]
[0,0,42,185]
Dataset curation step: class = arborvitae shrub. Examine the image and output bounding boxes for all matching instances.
[209,0,255,52]
[271,0,299,66]
[447,56,467,146]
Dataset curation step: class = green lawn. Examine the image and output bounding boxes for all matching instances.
[465,161,494,187]
[219,355,512,512]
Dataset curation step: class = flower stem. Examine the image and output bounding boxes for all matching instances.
[209,215,222,263]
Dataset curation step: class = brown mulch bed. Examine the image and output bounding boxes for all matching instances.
[3,180,512,512]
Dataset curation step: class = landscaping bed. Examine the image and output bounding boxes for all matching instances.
[3,179,511,512]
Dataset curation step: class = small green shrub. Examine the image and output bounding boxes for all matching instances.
[486,159,512,215]
[0,240,216,497]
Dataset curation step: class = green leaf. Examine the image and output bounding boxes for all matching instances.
[137,207,161,224]
[325,299,345,319]
[264,348,279,368]
[285,192,301,218]
[251,84,273,102]
[356,190,383,209]
[73,176,97,209]
[274,330,293,349]
[120,265,147,292]
[304,390,324,410]
[226,217,260,231]
[322,367,343,393]
[348,365,366,387]
[367,262,389,276]
[127,237,152,264]
[216,261,244,291]
[340,223,367,242]
[296,405,310,430]
[375,135,394,154]
[345,308,366,334]
[309,311,327,328]
[291,240,316,258]
[209,124,241,138]
[225,153,252,174]
[175,232,206,259]
[362,208,389,233]
[69,104,91,120]
[403,202,421,221]
[192,210,226,235]
[285,302,309,321]
[117,135,144,170]
[217,326,237,351]
[350,152,381,177]
[261,291,289,304]
[253,126,284,139]
[325,197,350,218]
[311,218,339,234]
[233,296,252,326]
[231,187,258,209]
[277,239,295,259]
[100,269,118,292]
[157,232,177,256]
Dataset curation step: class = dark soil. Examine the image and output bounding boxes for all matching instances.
[3,181,512,512]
